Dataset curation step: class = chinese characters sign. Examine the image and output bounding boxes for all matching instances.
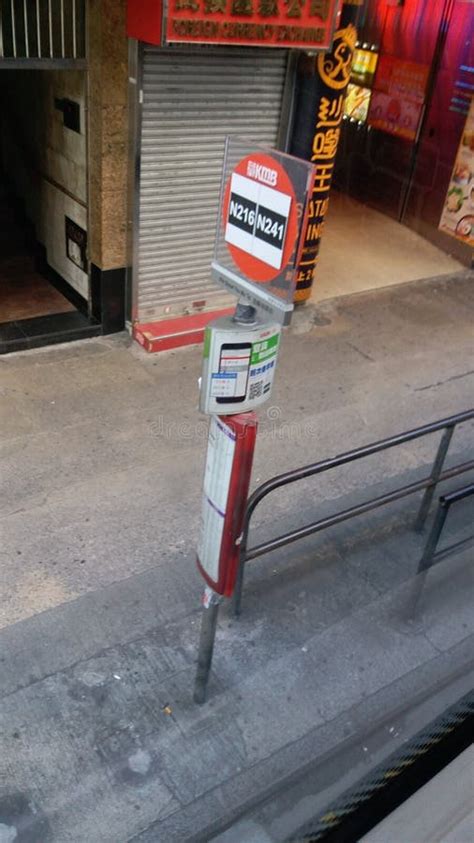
[368,55,429,142]
[165,0,342,50]
[290,16,357,300]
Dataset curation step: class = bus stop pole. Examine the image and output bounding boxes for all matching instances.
[414,425,454,532]
[193,588,222,704]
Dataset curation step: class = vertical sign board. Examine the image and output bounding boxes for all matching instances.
[197,413,257,596]
[289,0,361,302]
[212,138,315,324]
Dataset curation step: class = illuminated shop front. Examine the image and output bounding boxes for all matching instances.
[334,0,473,262]
[126,0,472,351]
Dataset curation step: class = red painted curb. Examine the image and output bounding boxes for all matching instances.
[133,308,234,353]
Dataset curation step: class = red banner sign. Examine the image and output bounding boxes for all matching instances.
[368,55,430,142]
[128,1,342,50]
[167,0,341,49]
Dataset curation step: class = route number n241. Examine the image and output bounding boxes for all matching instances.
[229,200,284,243]
[256,213,284,243]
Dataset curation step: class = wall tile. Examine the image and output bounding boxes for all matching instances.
[87,0,129,272]
[100,189,128,269]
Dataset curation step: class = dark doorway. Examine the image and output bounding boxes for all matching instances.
[0,69,99,353]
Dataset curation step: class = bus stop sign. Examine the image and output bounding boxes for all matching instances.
[224,154,298,279]
[212,137,315,325]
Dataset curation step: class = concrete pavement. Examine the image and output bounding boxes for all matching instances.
[0,269,473,841]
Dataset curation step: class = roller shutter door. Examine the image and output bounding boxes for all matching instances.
[137,46,289,322]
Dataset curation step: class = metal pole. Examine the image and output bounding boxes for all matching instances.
[410,498,449,618]
[193,588,222,705]
[23,0,29,58]
[48,0,53,58]
[417,499,449,574]
[72,0,77,59]
[36,0,41,58]
[11,0,17,58]
[232,544,246,618]
[414,425,454,532]
[60,0,65,58]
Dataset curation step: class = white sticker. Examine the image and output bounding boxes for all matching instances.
[225,172,291,270]
[197,417,236,582]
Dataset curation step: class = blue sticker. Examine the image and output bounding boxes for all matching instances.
[212,372,237,380]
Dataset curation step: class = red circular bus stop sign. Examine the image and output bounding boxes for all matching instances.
[223,152,299,284]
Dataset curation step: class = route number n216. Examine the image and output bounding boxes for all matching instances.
[229,200,255,226]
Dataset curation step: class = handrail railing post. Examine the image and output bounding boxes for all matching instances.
[414,424,454,532]
[417,498,449,574]
[232,539,247,618]
[226,411,471,623]
[410,497,450,618]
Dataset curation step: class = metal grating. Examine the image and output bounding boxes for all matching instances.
[137,46,288,322]
[0,0,86,60]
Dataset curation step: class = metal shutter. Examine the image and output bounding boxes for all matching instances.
[137,46,289,322]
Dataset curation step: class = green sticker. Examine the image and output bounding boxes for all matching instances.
[203,327,211,359]
[251,333,279,365]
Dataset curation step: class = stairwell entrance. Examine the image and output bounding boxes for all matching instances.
[0,67,99,353]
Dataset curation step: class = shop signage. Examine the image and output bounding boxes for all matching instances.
[368,55,429,142]
[212,138,315,324]
[289,9,358,302]
[344,43,379,125]
[127,0,342,50]
[350,45,378,89]
[439,98,474,248]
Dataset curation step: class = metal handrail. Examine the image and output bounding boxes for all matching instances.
[418,482,474,575]
[232,409,474,616]
[194,409,474,703]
